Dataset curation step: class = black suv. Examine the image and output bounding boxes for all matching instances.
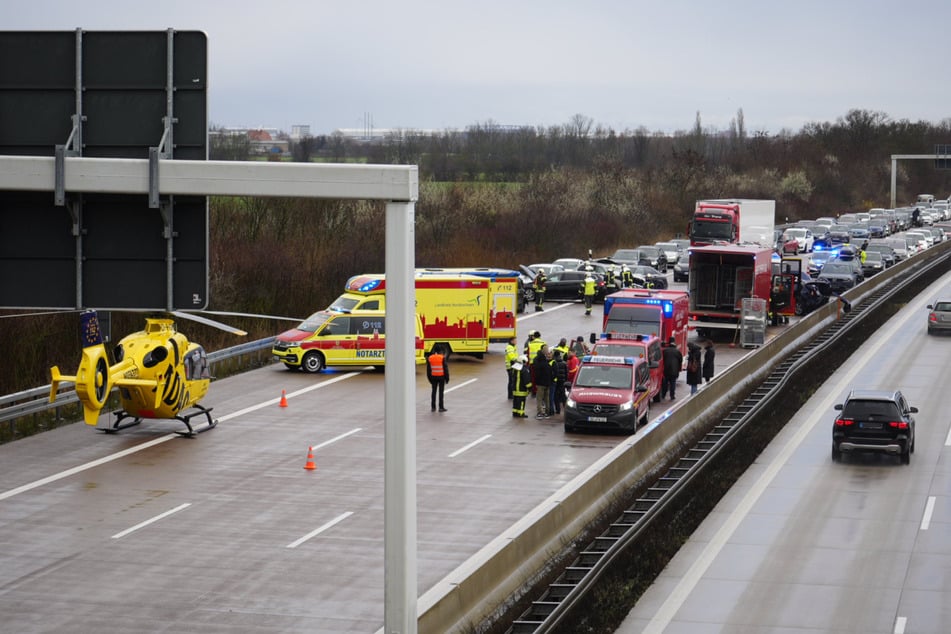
[832,389,917,464]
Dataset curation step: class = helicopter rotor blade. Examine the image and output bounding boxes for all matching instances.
[197,310,304,323]
[171,311,248,336]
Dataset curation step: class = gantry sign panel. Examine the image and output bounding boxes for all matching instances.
[0,30,208,310]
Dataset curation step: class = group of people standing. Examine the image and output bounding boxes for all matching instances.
[505,331,588,419]
[661,337,715,399]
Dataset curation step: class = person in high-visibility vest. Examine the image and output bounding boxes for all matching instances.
[621,265,634,288]
[525,331,546,396]
[582,274,596,315]
[426,345,450,412]
[533,270,547,311]
[504,336,518,400]
[511,355,532,418]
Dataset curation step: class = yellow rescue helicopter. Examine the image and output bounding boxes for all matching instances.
[49,309,248,437]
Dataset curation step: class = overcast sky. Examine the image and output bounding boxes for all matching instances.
[5,0,951,135]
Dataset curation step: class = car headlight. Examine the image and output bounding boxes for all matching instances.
[618,400,634,411]
[566,397,576,408]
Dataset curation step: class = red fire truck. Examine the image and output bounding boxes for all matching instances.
[601,288,690,355]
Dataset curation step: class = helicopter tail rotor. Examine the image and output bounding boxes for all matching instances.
[50,344,112,426]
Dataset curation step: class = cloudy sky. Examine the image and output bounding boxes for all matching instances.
[5,0,950,135]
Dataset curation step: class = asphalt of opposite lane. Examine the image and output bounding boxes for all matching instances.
[620,273,951,634]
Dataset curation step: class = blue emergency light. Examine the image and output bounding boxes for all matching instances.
[357,279,383,292]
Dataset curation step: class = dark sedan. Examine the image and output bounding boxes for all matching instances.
[817,259,864,293]
[629,265,668,289]
[543,270,608,302]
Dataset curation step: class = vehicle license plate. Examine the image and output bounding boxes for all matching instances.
[860,422,883,429]
[588,416,607,423]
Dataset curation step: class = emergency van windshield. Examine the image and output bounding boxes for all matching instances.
[591,343,645,359]
[605,306,660,337]
[328,296,360,312]
[296,312,332,333]
[575,365,632,390]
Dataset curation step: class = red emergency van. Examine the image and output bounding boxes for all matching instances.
[564,355,652,435]
[590,332,663,403]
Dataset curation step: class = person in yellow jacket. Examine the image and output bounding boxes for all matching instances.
[525,331,546,396]
[504,336,518,399]
[582,273,597,315]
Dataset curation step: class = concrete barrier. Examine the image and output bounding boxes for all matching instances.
[415,240,950,633]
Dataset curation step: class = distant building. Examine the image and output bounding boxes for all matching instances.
[290,125,311,140]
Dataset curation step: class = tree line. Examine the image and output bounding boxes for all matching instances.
[3,109,949,395]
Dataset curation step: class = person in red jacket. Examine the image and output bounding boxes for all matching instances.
[566,350,581,387]
[426,345,449,412]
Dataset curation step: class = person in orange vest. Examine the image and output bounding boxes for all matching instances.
[426,344,450,412]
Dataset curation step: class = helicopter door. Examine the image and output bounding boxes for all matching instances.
[183,347,210,380]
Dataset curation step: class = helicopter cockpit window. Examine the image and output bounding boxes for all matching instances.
[184,347,210,380]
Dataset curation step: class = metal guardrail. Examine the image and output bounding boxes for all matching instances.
[0,336,276,426]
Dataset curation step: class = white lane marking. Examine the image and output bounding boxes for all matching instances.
[0,372,363,502]
[642,286,934,634]
[286,511,354,549]
[449,435,492,458]
[920,496,936,530]
[311,428,362,451]
[894,616,907,633]
[944,422,951,447]
[0,434,176,502]
[445,378,477,394]
[516,302,573,320]
[111,503,191,539]
[219,371,363,421]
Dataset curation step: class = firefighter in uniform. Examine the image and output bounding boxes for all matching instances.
[582,273,596,315]
[511,355,531,418]
[621,265,634,289]
[533,270,547,311]
[504,336,518,399]
[525,330,546,396]
[604,266,618,293]
[426,345,449,412]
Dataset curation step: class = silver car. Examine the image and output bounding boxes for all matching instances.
[927,298,951,335]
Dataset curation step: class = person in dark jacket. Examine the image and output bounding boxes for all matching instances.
[532,345,553,418]
[702,340,716,384]
[426,344,449,412]
[685,341,702,394]
[661,336,683,400]
[550,350,568,415]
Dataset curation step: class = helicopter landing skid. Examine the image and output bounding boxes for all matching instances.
[104,405,218,438]
[174,404,218,438]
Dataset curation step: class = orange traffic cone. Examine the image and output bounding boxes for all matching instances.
[279,389,288,408]
[303,446,316,471]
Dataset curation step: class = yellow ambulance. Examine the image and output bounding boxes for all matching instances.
[271,310,425,373]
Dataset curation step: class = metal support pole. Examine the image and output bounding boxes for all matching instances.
[384,200,417,634]
[890,157,897,209]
